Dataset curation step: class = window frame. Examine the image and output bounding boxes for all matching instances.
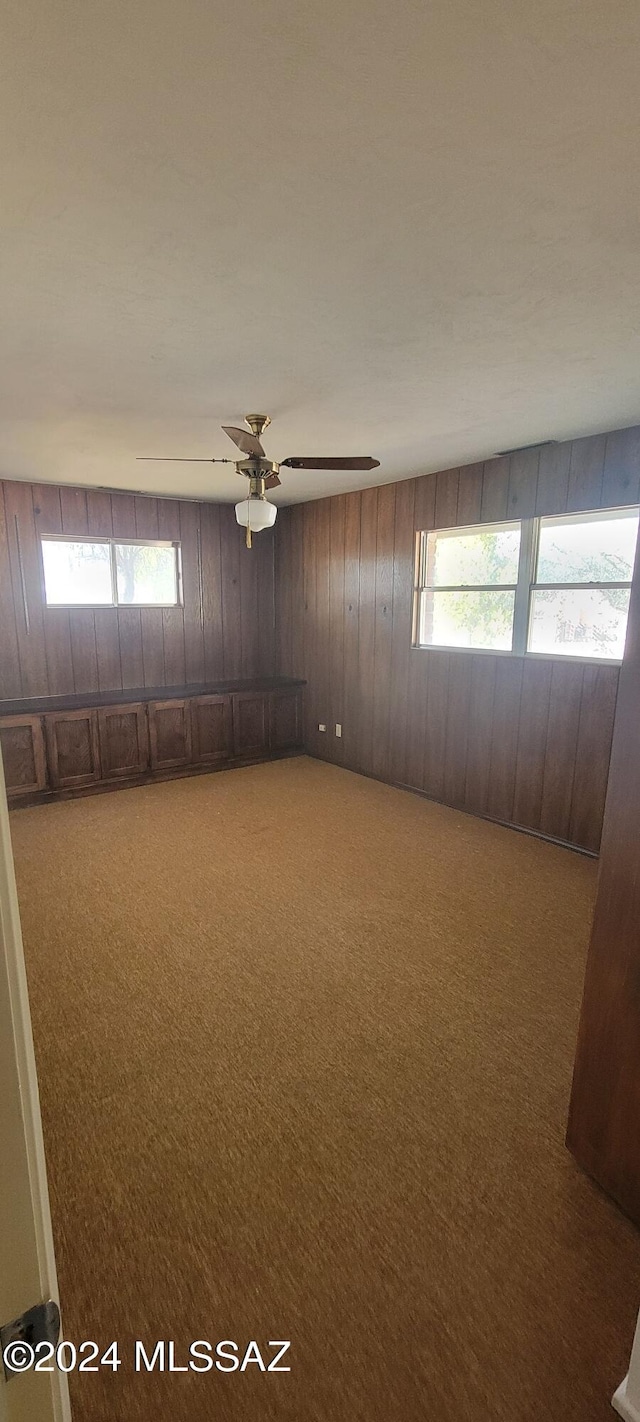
[40,534,183,610]
[412,505,638,665]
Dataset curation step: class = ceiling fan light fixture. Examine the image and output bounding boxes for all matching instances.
[234,495,277,532]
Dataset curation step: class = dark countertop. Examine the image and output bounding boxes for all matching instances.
[0,676,305,718]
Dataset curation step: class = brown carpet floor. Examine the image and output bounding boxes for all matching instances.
[9,755,640,1422]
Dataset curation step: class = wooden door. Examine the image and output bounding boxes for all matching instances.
[269,688,302,752]
[148,699,192,770]
[191,694,232,766]
[97,704,150,780]
[231,691,268,759]
[45,709,101,789]
[0,716,47,799]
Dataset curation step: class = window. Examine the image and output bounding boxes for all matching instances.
[413,507,639,661]
[41,537,182,608]
[528,509,638,660]
[414,521,522,651]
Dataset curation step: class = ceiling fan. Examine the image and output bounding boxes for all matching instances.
[138,414,380,546]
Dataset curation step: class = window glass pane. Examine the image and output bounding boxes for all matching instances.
[115,544,178,605]
[536,510,639,585]
[42,539,112,606]
[528,587,631,659]
[427,523,520,588]
[419,589,515,650]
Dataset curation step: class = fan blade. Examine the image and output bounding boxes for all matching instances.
[222,425,265,457]
[264,472,281,490]
[281,456,380,471]
[136,457,234,463]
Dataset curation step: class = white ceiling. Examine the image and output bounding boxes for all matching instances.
[2,0,640,505]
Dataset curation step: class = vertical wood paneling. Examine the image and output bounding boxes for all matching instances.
[480,459,509,522]
[329,497,346,765]
[535,444,571,516]
[313,501,332,758]
[111,493,144,689]
[302,503,318,751]
[566,435,606,513]
[135,497,165,688]
[602,426,640,508]
[0,484,21,699]
[404,476,436,789]
[4,481,49,697]
[59,486,100,695]
[274,425,640,851]
[486,658,523,823]
[342,494,361,772]
[463,656,497,815]
[256,533,275,681]
[158,498,186,686]
[434,468,459,528]
[0,478,276,704]
[512,659,553,831]
[200,503,224,681]
[239,518,260,680]
[32,484,75,696]
[539,662,584,840]
[443,653,471,807]
[568,665,618,852]
[179,502,204,684]
[455,463,483,526]
[388,479,416,786]
[507,449,539,519]
[372,484,395,781]
[357,488,378,775]
[275,512,292,678]
[219,504,243,681]
[290,505,305,684]
[86,488,121,691]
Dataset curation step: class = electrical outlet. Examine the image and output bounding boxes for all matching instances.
[335,723,342,737]
[318,723,326,732]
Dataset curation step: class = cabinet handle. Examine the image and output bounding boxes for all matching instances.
[14,515,30,634]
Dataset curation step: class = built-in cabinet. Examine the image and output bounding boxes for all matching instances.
[0,714,47,798]
[97,703,149,781]
[45,710,101,791]
[0,681,303,806]
[191,695,232,767]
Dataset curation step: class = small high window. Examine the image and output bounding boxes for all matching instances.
[41,537,182,608]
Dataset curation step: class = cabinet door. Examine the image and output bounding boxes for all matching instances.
[0,716,47,798]
[191,695,232,766]
[232,692,268,759]
[98,704,150,780]
[269,689,302,752]
[45,710,101,789]
[148,700,192,770]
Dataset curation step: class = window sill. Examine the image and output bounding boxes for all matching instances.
[411,644,623,667]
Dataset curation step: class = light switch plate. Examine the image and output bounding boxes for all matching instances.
[335,723,342,737]
[318,723,326,732]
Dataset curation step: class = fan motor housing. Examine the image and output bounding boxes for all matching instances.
[236,458,280,480]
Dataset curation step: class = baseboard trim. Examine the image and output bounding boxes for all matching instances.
[612,1377,640,1421]
[303,751,598,858]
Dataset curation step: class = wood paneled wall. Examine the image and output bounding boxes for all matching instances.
[0,480,276,700]
[275,425,640,852]
[567,517,640,1223]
